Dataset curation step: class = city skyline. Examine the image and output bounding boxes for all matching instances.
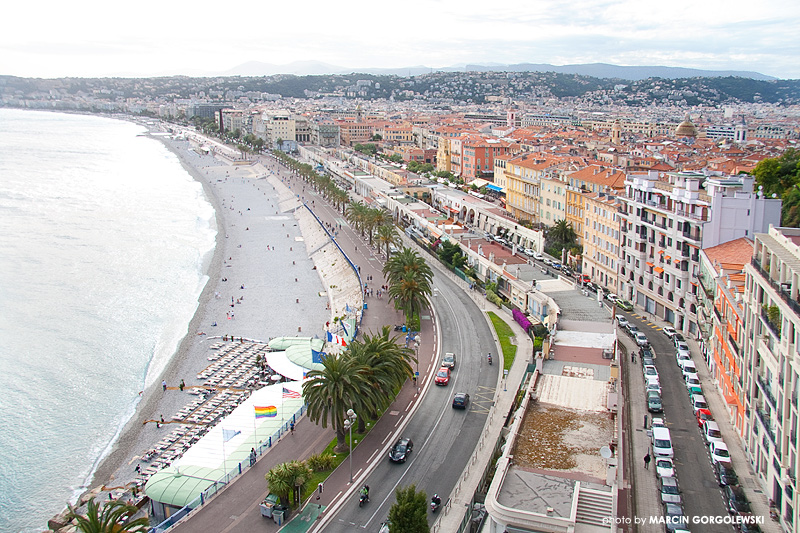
[3,0,799,79]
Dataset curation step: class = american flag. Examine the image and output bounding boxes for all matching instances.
[282,387,301,399]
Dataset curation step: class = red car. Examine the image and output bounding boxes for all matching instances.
[435,367,451,386]
[696,408,713,428]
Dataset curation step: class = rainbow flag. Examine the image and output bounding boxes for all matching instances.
[255,405,277,419]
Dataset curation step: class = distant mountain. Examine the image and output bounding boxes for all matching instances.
[223,60,776,81]
[462,62,777,81]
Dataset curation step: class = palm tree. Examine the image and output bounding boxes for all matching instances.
[548,219,576,247]
[383,248,433,292]
[67,499,149,533]
[375,224,401,257]
[348,326,415,430]
[346,201,370,237]
[265,460,313,509]
[303,353,370,452]
[388,270,432,326]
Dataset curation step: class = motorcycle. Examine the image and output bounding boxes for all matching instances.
[487,353,492,365]
[359,486,370,507]
[394,324,405,332]
[430,495,441,512]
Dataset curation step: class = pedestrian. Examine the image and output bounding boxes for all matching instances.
[135,464,141,474]
[160,415,165,424]
[162,380,167,392]
[250,448,256,466]
[179,379,185,392]
[290,421,295,435]
[644,453,651,469]
[644,414,648,428]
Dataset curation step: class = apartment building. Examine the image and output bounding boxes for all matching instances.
[582,192,623,293]
[337,121,374,146]
[620,171,779,334]
[697,238,751,434]
[538,174,568,224]
[461,137,518,180]
[503,154,560,223]
[743,227,800,531]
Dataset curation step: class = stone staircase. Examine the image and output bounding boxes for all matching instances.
[575,488,614,527]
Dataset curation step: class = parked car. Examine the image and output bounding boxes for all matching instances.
[656,457,676,478]
[643,364,659,380]
[561,266,573,277]
[626,324,640,337]
[663,502,687,533]
[714,462,739,486]
[647,390,664,413]
[442,352,456,368]
[723,484,752,515]
[679,360,697,378]
[533,252,544,261]
[452,392,470,409]
[684,373,702,395]
[617,316,629,328]
[659,476,682,504]
[651,417,667,429]
[709,441,732,464]
[696,408,714,428]
[703,420,724,444]
[645,378,662,395]
[634,331,650,347]
[673,334,686,347]
[606,294,619,304]
[676,350,691,367]
[577,274,590,284]
[435,367,451,386]
[524,248,536,257]
[691,393,709,413]
[617,300,633,311]
[551,262,562,270]
[388,437,414,463]
[662,326,677,338]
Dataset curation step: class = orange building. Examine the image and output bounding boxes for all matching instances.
[698,237,752,434]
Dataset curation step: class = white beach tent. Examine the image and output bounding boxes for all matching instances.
[144,380,304,511]
[265,337,326,381]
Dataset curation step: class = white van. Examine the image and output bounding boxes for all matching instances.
[692,394,709,413]
[652,427,674,458]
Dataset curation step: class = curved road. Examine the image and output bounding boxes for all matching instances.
[321,267,499,532]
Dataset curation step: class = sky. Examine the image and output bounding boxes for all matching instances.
[3,0,799,79]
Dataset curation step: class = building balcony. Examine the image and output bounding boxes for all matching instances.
[757,374,778,409]
[682,230,702,244]
[755,408,777,444]
[751,258,800,318]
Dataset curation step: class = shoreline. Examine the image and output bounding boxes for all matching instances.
[84,128,335,507]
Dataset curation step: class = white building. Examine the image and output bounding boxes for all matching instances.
[619,170,780,335]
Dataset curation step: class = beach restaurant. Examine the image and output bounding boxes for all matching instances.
[144,381,303,523]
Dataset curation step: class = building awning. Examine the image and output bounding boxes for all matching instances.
[658,250,665,255]
[646,261,655,267]
[445,205,459,213]
[665,256,671,262]
[486,184,503,192]
[654,267,664,274]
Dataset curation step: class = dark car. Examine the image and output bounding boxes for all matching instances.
[714,462,739,486]
[723,485,752,515]
[388,437,414,463]
[663,502,687,533]
[740,523,762,533]
[647,390,663,413]
[561,266,573,277]
[672,333,686,347]
[452,392,470,409]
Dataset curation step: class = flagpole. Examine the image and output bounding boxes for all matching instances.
[222,433,227,483]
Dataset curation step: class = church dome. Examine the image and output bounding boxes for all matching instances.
[675,113,697,137]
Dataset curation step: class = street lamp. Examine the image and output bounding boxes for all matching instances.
[343,408,357,483]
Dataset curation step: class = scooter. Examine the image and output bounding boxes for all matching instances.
[359,492,369,507]
[431,495,441,512]
[487,353,492,365]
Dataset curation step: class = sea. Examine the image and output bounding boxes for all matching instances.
[0,109,217,532]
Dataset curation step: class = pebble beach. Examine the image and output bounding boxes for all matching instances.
[70,129,361,521]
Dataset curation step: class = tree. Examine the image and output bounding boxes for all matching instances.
[67,499,149,533]
[387,484,428,533]
[302,353,369,452]
[753,148,800,197]
[265,460,313,509]
[376,224,401,257]
[383,248,434,325]
[437,240,465,269]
